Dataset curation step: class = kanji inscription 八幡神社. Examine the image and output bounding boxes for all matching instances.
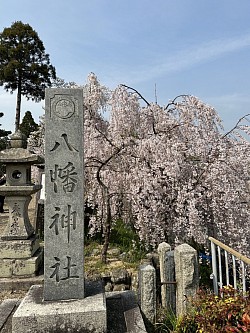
[44,89,84,301]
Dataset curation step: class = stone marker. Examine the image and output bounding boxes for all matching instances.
[158,243,176,313]
[138,264,156,325]
[12,89,107,332]
[157,242,171,308]
[44,88,85,301]
[165,250,176,313]
[174,243,199,317]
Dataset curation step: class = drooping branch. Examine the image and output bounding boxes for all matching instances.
[121,84,151,106]
[94,123,116,148]
[164,94,190,111]
[222,113,250,138]
[96,144,125,189]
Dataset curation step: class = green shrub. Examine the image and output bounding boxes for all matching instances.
[109,219,147,262]
[109,219,138,250]
[175,286,250,333]
[85,219,148,264]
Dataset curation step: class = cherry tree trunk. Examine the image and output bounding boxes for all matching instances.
[101,197,112,264]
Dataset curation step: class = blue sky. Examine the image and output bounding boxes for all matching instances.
[1,0,250,132]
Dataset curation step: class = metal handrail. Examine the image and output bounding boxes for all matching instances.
[209,237,250,295]
[209,237,250,265]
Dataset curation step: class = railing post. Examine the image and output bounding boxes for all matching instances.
[209,237,250,295]
[225,250,229,286]
[218,246,223,290]
[232,255,237,290]
[241,261,246,294]
[211,240,218,295]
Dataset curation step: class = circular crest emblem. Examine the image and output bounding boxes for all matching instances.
[55,99,75,119]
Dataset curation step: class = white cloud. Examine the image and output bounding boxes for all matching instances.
[124,33,250,84]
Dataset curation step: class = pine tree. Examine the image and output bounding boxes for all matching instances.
[0,112,11,150]
[0,21,56,132]
[19,111,38,138]
[0,112,11,174]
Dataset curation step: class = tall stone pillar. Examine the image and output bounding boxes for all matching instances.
[12,89,107,333]
[43,89,85,301]
[174,243,199,317]
[138,264,156,326]
[158,242,176,313]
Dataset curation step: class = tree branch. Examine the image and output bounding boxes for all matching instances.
[164,94,190,111]
[121,84,151,106]
[222,114,250,138]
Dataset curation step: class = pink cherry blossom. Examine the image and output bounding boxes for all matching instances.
[28,74,250,260]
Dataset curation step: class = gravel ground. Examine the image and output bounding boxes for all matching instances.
[0,290,26,302]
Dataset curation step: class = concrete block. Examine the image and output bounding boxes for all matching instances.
[13,247,43,276]
[106,290,147,333]
[12,283,107,333]
[124,307,146,333]
[0,236,40,259]
[122,290,147,332]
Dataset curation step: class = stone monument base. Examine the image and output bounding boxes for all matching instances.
[12,283,107,333]
[0,236,43,278]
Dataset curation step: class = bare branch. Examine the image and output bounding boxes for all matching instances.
[121,84,151,106]
[222,113,250,138]
[164,95,190,111]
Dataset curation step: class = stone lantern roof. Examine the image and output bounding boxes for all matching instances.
[0,130,44,165]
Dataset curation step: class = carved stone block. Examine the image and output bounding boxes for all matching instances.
[0,236,39,259]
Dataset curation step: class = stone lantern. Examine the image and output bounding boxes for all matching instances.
[0,130,44,239]
[0,130,44,278]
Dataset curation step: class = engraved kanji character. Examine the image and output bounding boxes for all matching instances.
[58,162,77,193]
[49,207,61,235]
[49,256,61,282]
[49,162,78,193]
[50,133,78,152]
[49,205,77,243]
[61,256,79,280]
[49,256,79,282]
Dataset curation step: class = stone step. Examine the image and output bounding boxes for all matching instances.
[122,292,146,333]
[106,291,146,333]
[1,289,146,332]
[0,275,44,292]
[106,293,127,332]
[0,299,19,332]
